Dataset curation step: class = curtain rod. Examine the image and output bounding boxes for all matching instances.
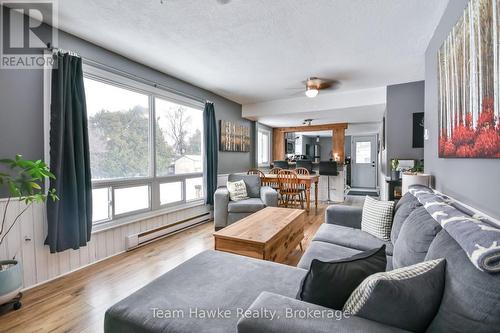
[46,45,211,105]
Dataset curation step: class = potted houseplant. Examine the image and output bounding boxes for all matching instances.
[0,155,58,310]
[391,159,400,180]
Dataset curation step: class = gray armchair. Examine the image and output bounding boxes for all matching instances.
[214,174,278,229]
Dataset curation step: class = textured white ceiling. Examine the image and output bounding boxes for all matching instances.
[53,0,449,104]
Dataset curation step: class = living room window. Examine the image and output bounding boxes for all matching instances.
[257,128,271,166]
[83,66,205,224]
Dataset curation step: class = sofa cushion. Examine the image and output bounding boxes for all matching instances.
[297,241,361,270]
[425,230,500,333]
[391,193,422,244]
[227,198,265,213]
[313,223,393,256]
[394,190,419,212]
[344,259,446,333]
[105,250,307,333]
[238,291,414,333]
[297,246,386,310]
[228,174,261,198]
[361,196,395,241]
[392,206,442,269]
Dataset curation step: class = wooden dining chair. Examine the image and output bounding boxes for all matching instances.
[269,167,282,174]
[247,169,265,177]
[266,167,282,191]
[294,167,309,206]
[277,170,304,209]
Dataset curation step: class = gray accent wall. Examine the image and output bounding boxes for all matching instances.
[385,81,425,175]
[0,28,253,184]
[425,0,500,219]
[344,135,352,158]
[319,137,332,160]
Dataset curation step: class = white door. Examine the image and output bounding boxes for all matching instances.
[351,135,377,188]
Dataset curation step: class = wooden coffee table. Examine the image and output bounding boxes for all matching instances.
[213,207,305,263]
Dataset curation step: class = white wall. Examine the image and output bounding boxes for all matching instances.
[0,199,209,290]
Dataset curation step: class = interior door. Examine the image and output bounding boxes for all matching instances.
[351,135,377,188]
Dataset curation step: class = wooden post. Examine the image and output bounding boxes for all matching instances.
[273,128,285,161]
[332,127,346,163]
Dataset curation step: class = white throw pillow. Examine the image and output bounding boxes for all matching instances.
[361,196,395,241]
[226,180,249,201]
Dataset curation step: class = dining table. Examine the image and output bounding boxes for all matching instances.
[261,173,319,212]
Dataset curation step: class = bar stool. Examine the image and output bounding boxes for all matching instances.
[319,161,338,203]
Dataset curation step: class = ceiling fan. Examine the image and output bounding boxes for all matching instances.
[289,77,340,98]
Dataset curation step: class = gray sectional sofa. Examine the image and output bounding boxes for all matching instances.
[105,186,500,333]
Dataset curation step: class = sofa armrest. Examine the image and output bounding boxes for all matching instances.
[260,186,278,207]
[214,187,230,228]
[237,292,409,333]
[325,205,363,229]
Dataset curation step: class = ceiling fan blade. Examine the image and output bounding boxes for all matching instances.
[320,80,341,90]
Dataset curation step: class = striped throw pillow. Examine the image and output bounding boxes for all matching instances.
[343,259,446,332]
[226,180,249,201]
[361,196,394,241]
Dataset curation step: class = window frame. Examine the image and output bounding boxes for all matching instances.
[257,127,271,167]
[83,65,205,225]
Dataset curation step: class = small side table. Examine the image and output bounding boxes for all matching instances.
[386,179,402,202]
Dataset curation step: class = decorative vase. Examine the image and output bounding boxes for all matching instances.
[391,170,400,180]
[0,260,22,305]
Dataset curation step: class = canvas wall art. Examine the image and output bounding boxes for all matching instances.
[438,0,500,158]
[219,120,250,152]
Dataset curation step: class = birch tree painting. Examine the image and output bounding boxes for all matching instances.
[438,0,500,158]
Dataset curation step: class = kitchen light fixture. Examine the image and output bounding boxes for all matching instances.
[305,87,319,98]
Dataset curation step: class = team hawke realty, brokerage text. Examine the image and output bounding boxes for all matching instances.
[151,306,351,321]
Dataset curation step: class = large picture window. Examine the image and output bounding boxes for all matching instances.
[83,68,204,224]
[85,78,150,180]
[155,97,203,177]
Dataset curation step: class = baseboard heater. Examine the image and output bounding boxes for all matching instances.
[125,212,211,251]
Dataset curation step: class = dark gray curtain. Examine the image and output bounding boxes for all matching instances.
[203,102,218,205]
[46,52,92,253]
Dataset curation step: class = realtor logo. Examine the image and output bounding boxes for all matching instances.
[1,0,57,68]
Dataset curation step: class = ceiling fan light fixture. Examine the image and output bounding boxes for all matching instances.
[305,87,319,98]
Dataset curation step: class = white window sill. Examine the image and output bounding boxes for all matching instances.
[92,199,207,234]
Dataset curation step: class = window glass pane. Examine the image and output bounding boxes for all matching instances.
[92,188,110,222]
[160,182,182,205]
[114,185,150,215]
[186,177,204,201]
[262,133,269,163]
[355,141,372,164]
[84,77,150,181]
[156,98,203,176]
[258,131,269,164]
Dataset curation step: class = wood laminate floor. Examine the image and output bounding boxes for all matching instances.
[0,205,327,333]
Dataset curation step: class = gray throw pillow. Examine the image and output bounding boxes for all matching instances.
[361,196,395,241]
[393,206,442,269]
[391,194,422,243]
[344,259,446,333]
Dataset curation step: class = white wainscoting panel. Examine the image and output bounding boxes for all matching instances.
[0,200,209,290]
